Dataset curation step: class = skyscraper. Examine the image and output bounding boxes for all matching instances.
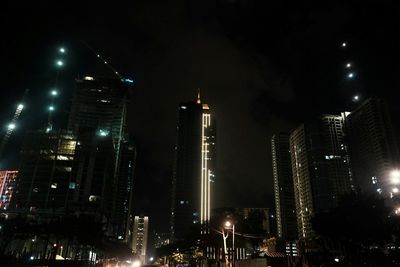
[290,114,353,239]
[271,133,297,241]
[131,215,149,263]
[68,76,135,240]
[171,94,216,239]
[345,98,399,195]
[12,130,76,212]
[68,76,132,153]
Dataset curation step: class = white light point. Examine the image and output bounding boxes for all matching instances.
[393,187,399,193]
[51,90,58,96]
[56,60,63,67]
[342,42,347,47]
[348,73,354,78]
[8,123,15,130]
[391,170,400,184]
[59,47,65,53]
[346,63,351,68]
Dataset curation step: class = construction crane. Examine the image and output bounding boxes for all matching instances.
[0,88,29,160]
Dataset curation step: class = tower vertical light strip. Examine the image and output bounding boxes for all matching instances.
[200,114,205,224]
[200,113,211,226]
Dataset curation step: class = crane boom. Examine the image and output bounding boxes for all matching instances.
[0,89,29,159]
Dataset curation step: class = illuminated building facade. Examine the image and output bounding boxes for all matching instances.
[345,98,399,195]
[131,215,149,263]
[0,170,18,210]
[290,115,353,239]
[171,94,216,239]
[271,133,297,241]
[68,77,135,240]
[12,130,76,212]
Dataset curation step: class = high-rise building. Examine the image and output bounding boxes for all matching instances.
[271,133,297,241]
[113,140,136,241]
[171,94,216,239]
[345,98,399,195]
[0,170,18,210]
[70,131,115,223]
[68,76,132,155]
[68,76,135,240]
[320,114,353,196]
[131,215,149,263]
[12,130,76,212]
[290,113,355,239]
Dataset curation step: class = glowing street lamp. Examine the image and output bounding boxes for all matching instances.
[51,90,58,96]
[56,60,64,67]
[346,63,351,68]
[59,47,65,53]
[348,73,354,78]
[342,42,347,47]
[7,123,15,130]
[393,187,399,194]
[222,220,235,267]
[49,106,54,111]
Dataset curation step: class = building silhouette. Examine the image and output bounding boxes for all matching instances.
[290,114,353,239]
[345,98,399,195]
[171,93,216,239]
[271,133,297,241]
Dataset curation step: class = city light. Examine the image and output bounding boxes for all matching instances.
[7,123,15,130]
[353,95,359,101]
[342,42,347,47]
[149,257,154,262]
[224,221,232,228]
[51,90,58,96]
[395,207,400,215]
[393,187,399,193]
[30,256,34,260]
[346,63,351,68]
[390,170,400,184]
[131,260,141,267]
[49,106,54,111]
[56,60,64,67]
[18,104,24,110]
[59,47,65,53]
[98,129,109,137]
[348,73,354,78]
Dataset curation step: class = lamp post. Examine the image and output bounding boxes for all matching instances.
[223,220,235,267]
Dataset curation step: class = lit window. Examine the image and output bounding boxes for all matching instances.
[69,182,76,189]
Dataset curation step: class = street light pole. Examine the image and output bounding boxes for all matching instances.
[232,224,235,267]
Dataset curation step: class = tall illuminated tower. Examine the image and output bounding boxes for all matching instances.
[289,114,353,239]
[171,93,216,239]
[271,133,297,241]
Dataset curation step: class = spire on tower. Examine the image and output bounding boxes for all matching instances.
[197,88,201,104]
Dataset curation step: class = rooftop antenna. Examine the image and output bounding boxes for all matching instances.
[197,88,201,104]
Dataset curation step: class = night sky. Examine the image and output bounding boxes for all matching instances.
[1,1,400,233]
